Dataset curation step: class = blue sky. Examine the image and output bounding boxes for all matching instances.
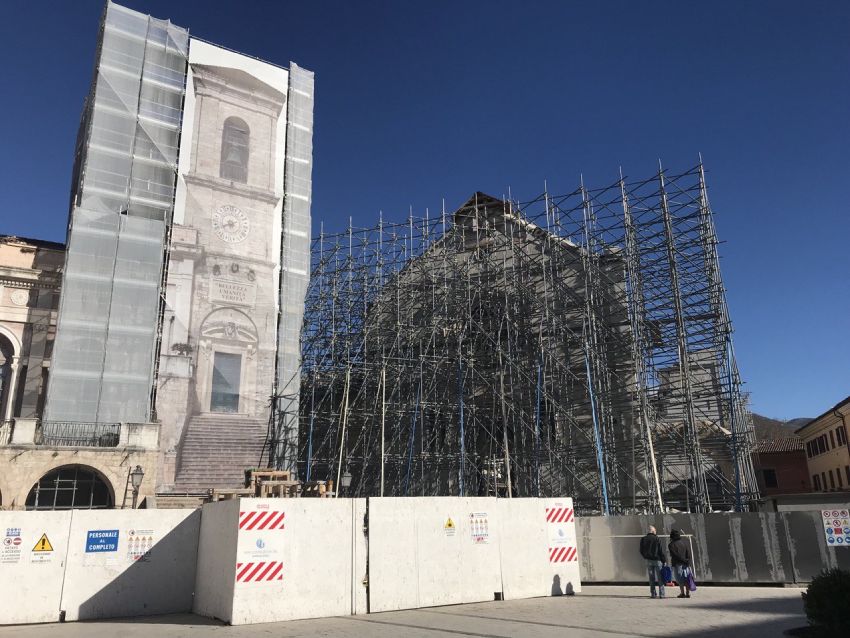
[1,1,847,418]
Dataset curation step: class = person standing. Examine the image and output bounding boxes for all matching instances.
[668,529,693,599]
[639,525,666,599]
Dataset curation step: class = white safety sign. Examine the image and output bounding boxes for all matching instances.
[821,509,850,547]
[469,512,489,544]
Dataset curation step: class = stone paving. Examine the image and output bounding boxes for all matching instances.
[0,585,806,637]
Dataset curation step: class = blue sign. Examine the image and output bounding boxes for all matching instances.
[85,530,119,553]
[827,537,835,544]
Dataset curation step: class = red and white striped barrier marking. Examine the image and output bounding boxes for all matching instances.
[239,510,286,530]
[236,561,284,583]
[545,506,574,523]
[549,546,577,562]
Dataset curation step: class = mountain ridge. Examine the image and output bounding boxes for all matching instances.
[751,413,813,440]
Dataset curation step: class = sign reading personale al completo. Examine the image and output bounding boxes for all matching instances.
[86,529,119,553]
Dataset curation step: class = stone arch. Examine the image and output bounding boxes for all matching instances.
[0,324,21,356]
[199,307,258,344]
[0,326,21,421]
[25,464,115,510]
[196,308,260,415]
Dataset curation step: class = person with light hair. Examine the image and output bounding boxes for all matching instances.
[639,524,667,599]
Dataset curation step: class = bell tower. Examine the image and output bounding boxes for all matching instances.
[155,47,294,491]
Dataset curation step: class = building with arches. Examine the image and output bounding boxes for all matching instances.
[0,236,63,428]
[0,236,157,510]
[0,2,314,508]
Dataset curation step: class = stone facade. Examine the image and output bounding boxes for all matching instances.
[0,237,162,510]
[156,58,290,491]
[0,421,158,510]
[1,5,313,504]
[0,236,62,423]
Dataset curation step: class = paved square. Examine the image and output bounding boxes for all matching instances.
[0,586,806,637]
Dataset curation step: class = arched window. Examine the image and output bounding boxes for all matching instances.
[220,116,249,183]
[26,465,113,510]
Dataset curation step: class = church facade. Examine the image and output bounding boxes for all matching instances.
[155,40,313,491]
[0,1,314,509]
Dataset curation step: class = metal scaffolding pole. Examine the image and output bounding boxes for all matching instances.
[294,163,758,513]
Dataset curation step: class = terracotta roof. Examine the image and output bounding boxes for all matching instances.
[755,437,803,454]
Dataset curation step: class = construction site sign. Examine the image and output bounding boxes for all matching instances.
[127,529,154,562]
[2,527,23,564]
[821,509,850,547]
[85,529,118,553]
[31,533,54,563]
[545,501,578,564]
[32,533,53,552]
[444,517,456,537]
[469,512,489,544]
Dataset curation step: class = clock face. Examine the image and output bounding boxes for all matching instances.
[212,205,249,243]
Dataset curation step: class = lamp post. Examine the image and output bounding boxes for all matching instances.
[340,469,352,498]
[130,465,145,509]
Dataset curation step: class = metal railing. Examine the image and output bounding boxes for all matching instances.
[38,421,121,448]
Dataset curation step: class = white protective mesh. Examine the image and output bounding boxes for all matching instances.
[274,63,315,469]
[44,2,188,423]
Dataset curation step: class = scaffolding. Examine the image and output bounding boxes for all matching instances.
[291,162,758,513]
[46,2,189,424]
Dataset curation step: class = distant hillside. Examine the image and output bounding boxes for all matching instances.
[751,413,813,440]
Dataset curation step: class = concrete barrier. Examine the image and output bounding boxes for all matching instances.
[368,497,502,612]
[193,497,366,625]
[0,510,72,624]
[576,509,850,584]
[367,497,581,613]
[496,498,581,600]
[60,509,200,621]
[366,497,490,610]
[0,508,199,625]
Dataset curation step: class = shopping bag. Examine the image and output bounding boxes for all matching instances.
[661,565,672,583]
[686,568,697,592]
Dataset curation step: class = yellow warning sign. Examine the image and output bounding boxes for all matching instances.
[33,533,53,552]
[444,517,456,536]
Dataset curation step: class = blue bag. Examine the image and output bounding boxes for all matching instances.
[661,565,672,583]
[685,568,697,592]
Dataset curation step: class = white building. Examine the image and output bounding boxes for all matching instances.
[31,0,314,502]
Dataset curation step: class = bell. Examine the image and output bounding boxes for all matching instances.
[224,147,242,165]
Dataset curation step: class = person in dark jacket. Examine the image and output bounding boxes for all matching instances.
[639,525,666,598]
[668,529,692,598]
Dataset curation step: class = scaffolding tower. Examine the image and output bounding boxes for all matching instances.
[288,162,758,513]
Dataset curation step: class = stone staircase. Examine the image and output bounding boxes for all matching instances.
[173,414,270,492]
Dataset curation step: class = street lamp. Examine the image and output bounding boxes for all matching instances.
[340,469,352,497]
[130,465,145,509]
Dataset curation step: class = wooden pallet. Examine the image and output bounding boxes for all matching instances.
[244,468,291,488]
[209,488,253,502]
[302,480,335,498]
[257,480,301,498]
